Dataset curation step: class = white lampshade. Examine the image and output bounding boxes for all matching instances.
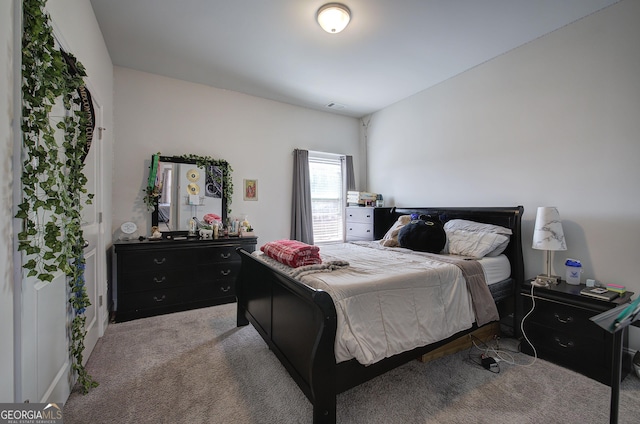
[317,3,351,33]
[532,206,567,251]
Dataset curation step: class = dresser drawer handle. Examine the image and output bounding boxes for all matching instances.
[554,313,574,324]
[554,337,575,349]
[220,252,232,259]
[220,285,231,293]
[153,276,166,283]
[153,257,167,265]
[220,269,231,276]
[153,295,166,302]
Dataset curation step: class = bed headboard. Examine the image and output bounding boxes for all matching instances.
[373,206,524,287]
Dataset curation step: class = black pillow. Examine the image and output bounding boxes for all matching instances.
[397,216,446,253]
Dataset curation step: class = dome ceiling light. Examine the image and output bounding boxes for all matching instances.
[316,3,351,34]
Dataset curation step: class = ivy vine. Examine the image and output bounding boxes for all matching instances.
[18,0,97,393]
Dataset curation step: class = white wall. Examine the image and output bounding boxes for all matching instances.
[113,67,361,245]
[0,0,16,403]
[366,0,640,348]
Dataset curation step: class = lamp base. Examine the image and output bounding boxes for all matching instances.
[534,274,561,286]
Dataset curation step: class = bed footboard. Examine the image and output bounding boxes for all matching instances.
[236,248,338,423]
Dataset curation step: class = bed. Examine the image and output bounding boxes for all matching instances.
[236,206,524,423]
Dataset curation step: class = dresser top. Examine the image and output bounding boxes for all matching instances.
[114,235,257,251]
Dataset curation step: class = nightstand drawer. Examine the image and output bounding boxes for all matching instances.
[523,322,607,363]
[523,296,606,342]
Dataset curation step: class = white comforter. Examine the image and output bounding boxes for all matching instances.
[258,242,481,365]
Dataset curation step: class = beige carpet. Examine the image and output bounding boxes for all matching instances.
[63,303,640,423]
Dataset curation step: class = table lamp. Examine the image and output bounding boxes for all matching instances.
[532,206,567,285]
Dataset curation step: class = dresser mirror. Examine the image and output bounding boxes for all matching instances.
[150,155,229,234]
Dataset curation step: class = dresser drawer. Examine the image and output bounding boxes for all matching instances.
[119,268,188,293]
[346,222,373,241]
[197,246,240,263]
[119,249,193,272]
[119,287,184,312]
[197,262,242,284]
[346,207,374,224]
[192,280,236,300]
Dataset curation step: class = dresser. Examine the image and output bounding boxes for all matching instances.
[112,236,257,322]
[520,279,632,386]
[345,207,375,241]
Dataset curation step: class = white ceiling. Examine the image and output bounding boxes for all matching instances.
[89,0,618,118]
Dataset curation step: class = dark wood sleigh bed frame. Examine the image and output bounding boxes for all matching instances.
[236,206,524,423]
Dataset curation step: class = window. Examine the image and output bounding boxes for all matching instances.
[308,152,345,243]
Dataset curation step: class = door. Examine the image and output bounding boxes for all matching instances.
[19,85,103,403]
[79,87,103,359]
[18,68,104,405]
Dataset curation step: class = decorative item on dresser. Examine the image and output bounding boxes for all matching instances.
[112,237,256,322]
[345,206,374,241]
[520,279,633,386]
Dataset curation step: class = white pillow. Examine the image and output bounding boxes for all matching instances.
[379,215,411,247]
[446,229,510,259]
[444,219,512,235]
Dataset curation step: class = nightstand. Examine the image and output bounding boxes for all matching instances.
[520,279,633,386]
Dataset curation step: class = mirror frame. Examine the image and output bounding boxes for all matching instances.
[150,155,230,233]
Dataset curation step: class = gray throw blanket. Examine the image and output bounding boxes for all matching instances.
[255,252,350,280]
[417,253,500,326]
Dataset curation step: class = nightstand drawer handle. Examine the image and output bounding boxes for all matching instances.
[220,252,231,259]
[554,313,574,324]
[220,285,231,293]
[153,276,166,283]
[554,337,575,349]
[153,257,167,265]
[153,295,166,302]
[220,269,231,276]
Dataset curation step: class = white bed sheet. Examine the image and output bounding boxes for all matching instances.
[255,242,506,366]
[477,254,511,285]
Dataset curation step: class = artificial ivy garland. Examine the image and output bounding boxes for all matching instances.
[19,0,97,393]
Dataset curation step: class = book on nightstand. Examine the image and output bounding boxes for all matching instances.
[580,286,620,301]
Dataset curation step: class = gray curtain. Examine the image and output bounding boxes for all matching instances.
[291,149,314,244]
[343,155,355,191]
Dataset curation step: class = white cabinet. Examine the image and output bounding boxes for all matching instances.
[345,207,374,241]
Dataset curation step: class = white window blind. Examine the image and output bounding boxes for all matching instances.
[308,152,344,243]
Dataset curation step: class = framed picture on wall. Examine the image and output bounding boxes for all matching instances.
[243,179,258,201]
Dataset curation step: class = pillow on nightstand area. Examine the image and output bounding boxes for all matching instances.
[397,215,446,253]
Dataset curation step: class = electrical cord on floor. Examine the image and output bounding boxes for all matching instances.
[467,345,501,373]
[518,284,539,367]
[468,285,540,372]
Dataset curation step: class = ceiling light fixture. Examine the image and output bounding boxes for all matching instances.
[317,3,351,34]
